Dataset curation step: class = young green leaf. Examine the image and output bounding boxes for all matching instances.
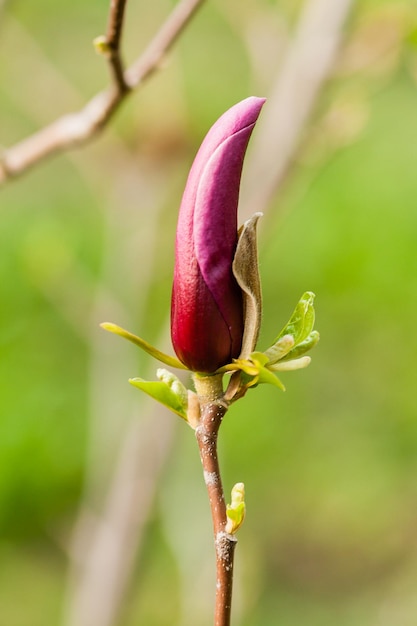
[280,330,320,362]
[101,322,187,370]
[269,356,311,371]
[129,377,188,420]
[264,334,295,365]
[274,291,316,346]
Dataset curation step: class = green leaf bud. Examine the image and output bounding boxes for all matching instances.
[129,373,189,420]
[226,482,246,534]
[274,291,316,346]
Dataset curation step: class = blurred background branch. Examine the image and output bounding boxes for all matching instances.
[240,0,354,221]
[96,0,129,92]
[0,0,206,185]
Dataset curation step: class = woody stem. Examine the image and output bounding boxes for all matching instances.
[194,374,237,626]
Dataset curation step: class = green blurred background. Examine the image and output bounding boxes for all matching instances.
[2,0,417,624]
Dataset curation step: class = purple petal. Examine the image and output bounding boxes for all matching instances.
[171,97,266,372]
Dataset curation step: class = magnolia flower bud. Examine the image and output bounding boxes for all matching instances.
[171,97,265,373]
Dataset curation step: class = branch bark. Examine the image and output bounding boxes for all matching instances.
[101,0,129,91]
[194,375,237,626]
[0,0,206,185]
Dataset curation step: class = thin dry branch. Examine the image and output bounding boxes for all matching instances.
[100,0,129,91]
[195,398,236,626]
[0,0,206,185]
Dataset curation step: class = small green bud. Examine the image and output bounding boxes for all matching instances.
[264,334,295,364]
[156,368,188,405]
[129,369,189,421]
[280,330,320,362]
[93,35,111,55]
[225,482,246,534]
[269,355,311,371]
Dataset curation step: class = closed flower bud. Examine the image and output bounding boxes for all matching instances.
[171,97,265,373]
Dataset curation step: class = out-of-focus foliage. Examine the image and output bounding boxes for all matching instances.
[1,0,417,624]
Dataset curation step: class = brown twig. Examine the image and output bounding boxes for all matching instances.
[194,375,237,626]
[0,0,206,185]
[102,0,129,92]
